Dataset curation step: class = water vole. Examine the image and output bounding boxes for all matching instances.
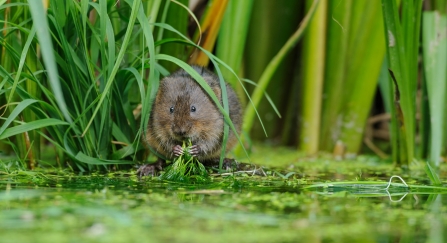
[137,66,242,176]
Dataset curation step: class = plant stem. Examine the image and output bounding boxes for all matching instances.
[241,0,320,141]
[298,0,327,154]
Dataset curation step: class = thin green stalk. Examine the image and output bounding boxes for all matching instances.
[157,0,188,72]
[418,72,429,159]
[242,0,320,140]
[378,58,399,162]
[0,2,14,156]
[24,3,41,165]
[298,0,327,154]
[146,0,162,33]
[243,0,302,141]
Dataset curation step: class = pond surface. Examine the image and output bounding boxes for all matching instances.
[0,156,446,243]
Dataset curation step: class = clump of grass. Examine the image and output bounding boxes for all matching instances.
[160,140,209,183]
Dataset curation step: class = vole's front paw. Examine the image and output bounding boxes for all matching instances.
[136,159,165,177]
[173,145,183,157]
[189,145,201,157]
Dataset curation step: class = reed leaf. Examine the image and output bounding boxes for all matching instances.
[381,0,422,166]
[189,0,228,66]
[215,0,253,90]
[243,0,302,141]
[319,0,352,151]
[298,0,327,154]
[422,11,447,167]
[242,0,320,141]
[338,0,386,155]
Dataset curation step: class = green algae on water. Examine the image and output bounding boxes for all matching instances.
[160,140,209,183]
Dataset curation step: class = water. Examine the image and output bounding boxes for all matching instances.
[0,161,446,243]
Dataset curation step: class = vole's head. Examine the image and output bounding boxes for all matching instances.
[152,71,223,143]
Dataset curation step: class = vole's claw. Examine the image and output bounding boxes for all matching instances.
[136,159,165,178]
[189,145,201,157]
[173,145,184,157]
[137,164,157,177]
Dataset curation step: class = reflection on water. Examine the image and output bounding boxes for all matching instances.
[0,170,446,243]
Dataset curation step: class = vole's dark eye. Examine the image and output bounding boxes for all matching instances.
[191,106,196,112]
[170,107,174,113]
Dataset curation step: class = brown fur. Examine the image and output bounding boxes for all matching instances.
[144,66,242,161]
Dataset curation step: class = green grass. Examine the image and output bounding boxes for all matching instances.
[160,139,209,183]
[0,0,251,172]
[0,0,447,186]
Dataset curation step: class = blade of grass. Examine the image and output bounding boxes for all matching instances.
[0,99,37,135]
[74,152,135,165]
[157,0,188,72]
[82,0,140,137]
[0,118,68,140]
[23,5,42,162]
[146,0,162,33]
[127,0,159,149]
[27,0,72,123]
[6,26,35,106]
[424,162,442,185]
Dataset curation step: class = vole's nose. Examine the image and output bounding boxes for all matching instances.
[175,130,187,137]
[172,125,188,137]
